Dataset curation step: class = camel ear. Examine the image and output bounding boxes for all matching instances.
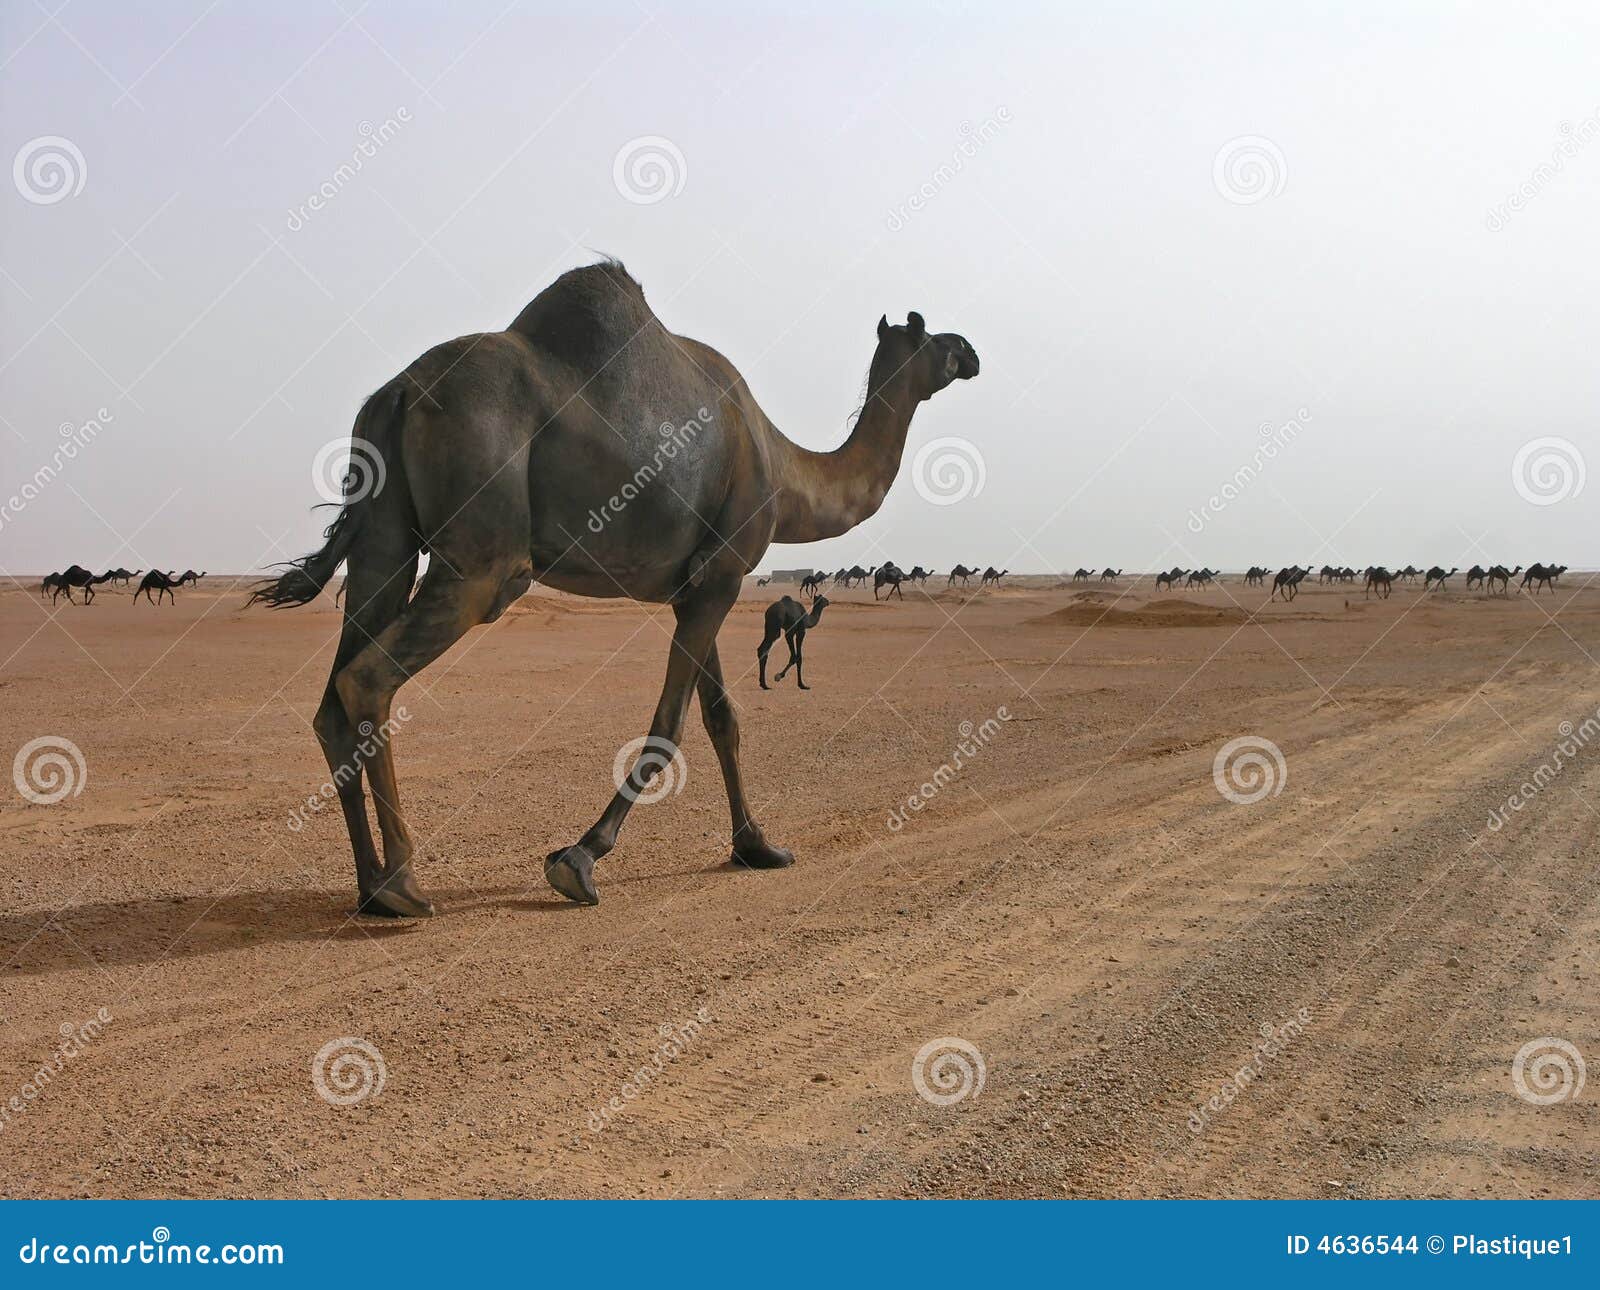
[906,311,925,339]
[877,314,890,340]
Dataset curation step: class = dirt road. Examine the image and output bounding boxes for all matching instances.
[1,574,1595,1197]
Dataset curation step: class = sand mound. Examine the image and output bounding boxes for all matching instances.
[1030,598,1251,628]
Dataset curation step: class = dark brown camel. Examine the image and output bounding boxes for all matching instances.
[135,570,181,604]
[907,565,933,585]
[1072,567,1092,582]
[980,566,1008,587]
[1363,566,1395,598]
[1485,564,1521,596]
[42,564,101,604]
[757,595,828,689]
[1099,567,1121,582]
[1271,565,1309,601]
[873,562,907,600]
[1423,565,1458,591]
[947,564,978,587]
[799,572,828,598]
[249,262,978,916]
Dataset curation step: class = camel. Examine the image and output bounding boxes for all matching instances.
[1521,562,1564,594]
[249,262,978,916]
[41,564,104,604]
[1100,567,1122,582]
[907,565,934,585]
[1423,566,1458,591]
[1364,566,1395,598]
[755,576,770,587]
[758,595,829,688]
[1243,566,1270,587]
[1072,568,1092,582]
[176,570,206,586]
[1398,565,1422,583]
[1485,564,1521,596]
[873,562,907,600]
[1185,567,1218,589]
[947,564,978,587]
[105,567,140,586]
[1271,565,1309,601]
[135,570,182,604]
[1464,565,1486,591]
[1153,567,1187,592]
[799,572,828,598]
[980,567,1008,588]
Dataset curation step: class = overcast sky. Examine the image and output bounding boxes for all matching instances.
[3,0,1597,576]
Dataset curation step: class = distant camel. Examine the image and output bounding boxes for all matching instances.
[1185,567,1218,589]
[836,564,874,588]
[874,562,907,600]
[907,565,934,585]
[41,564,102,604]
[1100,567,1122,582]
[1153,567,1187,592]
[1364,566,1395,599]
[1485,564,1521,596]
[1521,562,1565,594]
[1423,566,1458,591]
[1398,565,1422,583]
[1464,565,1486,590]
[980,567,1008,587]
[1072,568,1093,582]
[799,572,828,598]
[134,570,181,604]
[107,567,141,586]
[1271,565,1309,601]
[755,576,770,587]
[176,570,206,586]
[947,564,978,587]
[758,595,828,690]
[1243,566,1270,587]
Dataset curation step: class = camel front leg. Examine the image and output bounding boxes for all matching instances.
[696,641,793,871]
[545,586,732,905]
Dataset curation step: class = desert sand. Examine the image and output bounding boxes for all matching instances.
[1,573,1595,1198]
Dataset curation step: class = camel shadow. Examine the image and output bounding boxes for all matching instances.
[0,865,739,977]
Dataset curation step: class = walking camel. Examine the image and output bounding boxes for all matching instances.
[980,567,1008,588]
[1364,566,1395,598]
[1423,566,1458,591]
[135,570,182,604]
[873,562,907,600]
[906,565,934,585]
[1485,564,1521,596]
[1244,566,1270,587]
[1099,567,1122,582]
[757,595,829,689]
[799,572,828,598]
[947,564,979,587]
[1072,568,1093,582]
[250,262,979,915]
[1521,562,1565,594]
[1271,565,1309,601]
[1153,567,1187,592]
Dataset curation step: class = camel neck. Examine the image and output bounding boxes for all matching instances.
[769,378,919,544]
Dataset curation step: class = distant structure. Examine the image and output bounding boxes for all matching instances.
[770,568,814,583]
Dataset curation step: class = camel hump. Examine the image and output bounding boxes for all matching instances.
[506,260,659,369]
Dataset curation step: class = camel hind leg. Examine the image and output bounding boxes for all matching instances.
[333,561,528,917]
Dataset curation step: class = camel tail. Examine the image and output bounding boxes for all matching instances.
[247,384,406,609]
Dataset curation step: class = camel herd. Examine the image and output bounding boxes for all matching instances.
[38,565,206,605]
[793,563,1009,600]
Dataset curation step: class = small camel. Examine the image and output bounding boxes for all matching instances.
[1485,564,1521,596]
[249,262,977,915]
[757,595,829,689]
[1423,566,1458,591]
[1364,566,1395,598]
[799,572,828,598]
[1100,567,1122,582]
[980,566,1008,587]
[1271,565,1309,601]
[874,562,907,600]
[947,564,978,587]
[135,570,182,604]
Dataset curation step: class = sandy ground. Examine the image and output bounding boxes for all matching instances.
[1,572,1596,1198]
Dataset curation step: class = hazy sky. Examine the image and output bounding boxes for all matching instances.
[4,0,1598,576]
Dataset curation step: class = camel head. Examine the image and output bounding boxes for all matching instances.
[874,312,979,402]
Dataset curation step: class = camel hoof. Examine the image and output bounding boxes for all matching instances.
[545,847,600,905]
[731,838,795,870]
[358,872,435,919]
